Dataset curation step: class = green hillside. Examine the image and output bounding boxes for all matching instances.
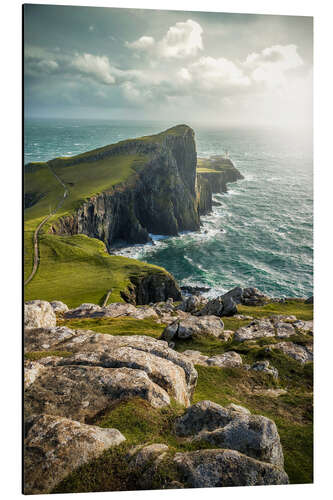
[24,127,188,305]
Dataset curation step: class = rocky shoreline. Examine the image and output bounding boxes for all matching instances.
[24,285,313,493]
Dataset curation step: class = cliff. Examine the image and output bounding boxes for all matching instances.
[46,125,200,249]
[197,156,244,215]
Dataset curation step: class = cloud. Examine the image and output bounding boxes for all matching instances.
[71,53,116,85]
[181,56,250,92]
[244,44,303,86]
[158,19,203,58]
[125,19,203,59]
[125,36,155,50]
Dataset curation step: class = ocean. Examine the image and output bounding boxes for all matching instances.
[24,118,313,299]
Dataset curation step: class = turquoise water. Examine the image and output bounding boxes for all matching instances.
[24,119,313,298]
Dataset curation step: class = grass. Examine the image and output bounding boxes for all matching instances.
[24,153,147,232]
[24,233,174,307]
[237,300,313,321]
[60,316,166,339]
[25,350,73,361]
[197,157,236,173]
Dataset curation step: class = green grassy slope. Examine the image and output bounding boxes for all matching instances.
[24,233,174,307]
[24,154,147,231]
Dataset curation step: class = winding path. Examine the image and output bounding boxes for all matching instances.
[24,165,69,286]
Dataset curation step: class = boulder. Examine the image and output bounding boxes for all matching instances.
[266,341,313,363]
[173,449,289,488]
[242,287,270,306]
[275,322,296,338]
[206,351,243,368]
[161,316,226,342]
[294,320,313,335]
[175,401,284,467]
[234,318,275,342]
[24,300,56,329]
[249,360,279,379]
[175,400,235,436]
[25,365,171,420]
[24,414,125,494]
[198,295,237,317]
[24,327,198,412]
[182,350,209,365]
[177,295,202,313]
[50,300,69,314]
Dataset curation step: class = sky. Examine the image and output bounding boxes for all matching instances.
[24,4,313,129]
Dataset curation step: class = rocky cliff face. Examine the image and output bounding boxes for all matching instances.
[49,127,243,247]
[197,159,244,215]
[51,125,200,249]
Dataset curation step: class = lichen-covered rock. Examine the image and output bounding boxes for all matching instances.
[64,302,158,320]
[182,350,242,369]
[175,401,284,467]
[24,326,76,352]
[161,316,225,341]
[206,351,243,368]
[24,300,56,329]
[25,365,171,420]
[175,400,233,436]
[275,322,296,338]
[50,300,69,314]
[173,449,289,488]
[234,318,275,342]
[182,350,209,365]
[24,327,197,412]
[24,360,46,388]
[266,341,313,363]
[294,320,313,335]
[250,360,279,379]
[24,414,125,494]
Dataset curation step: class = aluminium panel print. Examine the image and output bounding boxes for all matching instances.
[23,2,313,494]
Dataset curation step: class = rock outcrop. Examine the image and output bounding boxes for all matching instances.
[266,341,313,363]
[234,315,302,342]
[24,326,198,414]
[173,449,288,487]
[24,414,125,494]
[198,286,270,318]
[161,316,229,342]
[197,157,244,216]
[24,300,57,329]
[175,400,284,468]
